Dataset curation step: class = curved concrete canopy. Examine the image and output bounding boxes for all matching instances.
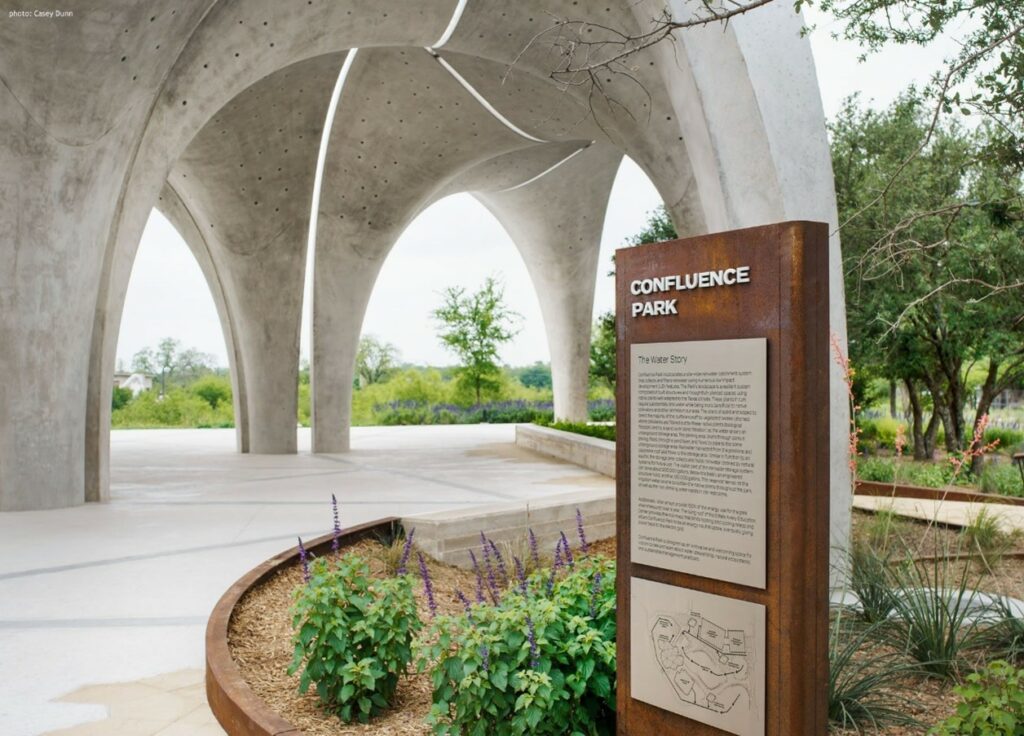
[0,0,849,567]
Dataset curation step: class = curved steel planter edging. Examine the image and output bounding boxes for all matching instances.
[856,480,1024,507]
[205,517,401,736]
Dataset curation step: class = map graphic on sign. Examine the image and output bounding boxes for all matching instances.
[650,612,753,717]
[630,577,765,736]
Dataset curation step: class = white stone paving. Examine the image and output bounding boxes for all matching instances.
[0,425,613,736]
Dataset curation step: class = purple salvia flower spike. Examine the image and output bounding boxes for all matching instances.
[297,536,310,583]
[590,571,602,618]
[469,549,486,603]
[547,542,562,596]
[397,528,415,576]
[575,507,589,554]
[513,556,527,596]
[331,494,341,553]
[486,559,500,605]
[489,539,509,587]
[481,532,495,581]
[417,552,437,618]
[528,528,540,570]
[481,645,490,674]
[526,616,539,669]
[455,589,473,618]
[559,531,575,569]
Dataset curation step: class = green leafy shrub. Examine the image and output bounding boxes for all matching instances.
[857,457,959,488]
[857,456,896,483]
[587,400,615,421]
[111,385,134,411]
[111,387,233,428]
[297,382,311,427]
[290,554,421,723]
[190,374,232,409]
[534,419,616,442]
[859,417,902,451]
[985,428,1024,453]
[901,461,955,489]
[931,661,1024,735]
[417,554,616,735]
[981,463,1024,497]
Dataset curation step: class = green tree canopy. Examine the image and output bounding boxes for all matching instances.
[626,204,678,246]
[131,337,216,397]
[355,335,400,388]
[806,0,1023,170]
[589,311,617,390]
[832,93,1024,461]
[432,277,522,405]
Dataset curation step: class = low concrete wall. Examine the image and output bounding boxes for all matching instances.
[515,424,615,478]
[403,488,615,569]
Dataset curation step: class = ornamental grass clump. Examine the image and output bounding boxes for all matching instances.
[828,614,925,732]
[416,539,616,735]
[883,544,990,680]
[289,553,421,723]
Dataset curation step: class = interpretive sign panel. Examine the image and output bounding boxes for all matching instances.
[630,577,766,736]
[615,221,830,736]
[630,338,766,588]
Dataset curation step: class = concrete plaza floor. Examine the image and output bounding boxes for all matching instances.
[0,425,613,736]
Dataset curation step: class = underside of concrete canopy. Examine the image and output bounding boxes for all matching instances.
[0,0,850,556]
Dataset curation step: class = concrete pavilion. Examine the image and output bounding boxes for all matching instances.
[0,0,849,557]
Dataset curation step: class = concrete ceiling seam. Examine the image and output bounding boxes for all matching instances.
[494,142,593,193]
[307,49,359,267]
[430,0,470,50]
[425,49,548,143]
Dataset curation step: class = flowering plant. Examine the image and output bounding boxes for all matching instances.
[416,545,615,735]
[289,553,421,723]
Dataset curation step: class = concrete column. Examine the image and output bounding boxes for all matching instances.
[156,184,250,453]
[310,249,389,453]
[166,53,345,454]
[0,117,122,510]
[476,144,622,422]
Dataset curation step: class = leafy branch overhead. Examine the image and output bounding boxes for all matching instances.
[516,0,1021,166]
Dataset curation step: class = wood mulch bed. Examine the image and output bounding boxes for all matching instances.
[228,515,1024,735]
[229,536,615,736]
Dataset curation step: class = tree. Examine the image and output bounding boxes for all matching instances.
[525,0,1021,179]
[191,374,232,410]
[432,277,522,405]
[807,0,1024,171]
[626,204,678,246]
[111,385,133,412]
[832,93,1024,461]
[589,311,617,390]
[130,337,216,396]
[355,335,400,388]
[609,204,678,275]
[514,362,553,390]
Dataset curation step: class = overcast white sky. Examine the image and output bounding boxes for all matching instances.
[116,8,955,371]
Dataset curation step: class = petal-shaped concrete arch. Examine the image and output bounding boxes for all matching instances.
[1,0,848,568]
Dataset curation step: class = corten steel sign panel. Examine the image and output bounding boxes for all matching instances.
[615,221,830,735]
